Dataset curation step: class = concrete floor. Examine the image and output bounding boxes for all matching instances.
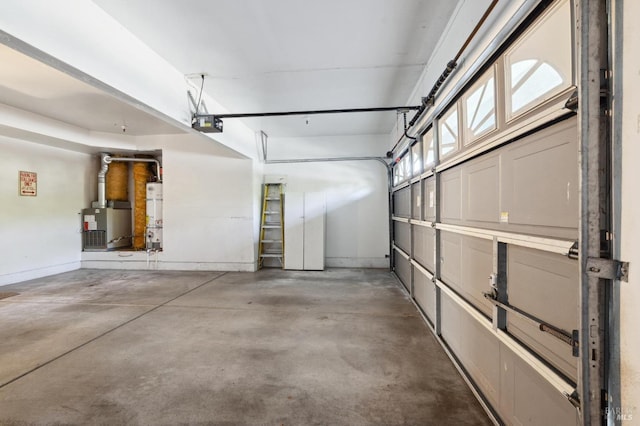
[0,268,491,425]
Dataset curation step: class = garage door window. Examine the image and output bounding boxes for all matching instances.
[393,154,411,186]
[463,67,497,143]
[505,0,572,119]
[423,128,435,169]
[412,142,423,176]
[439,106,459,159]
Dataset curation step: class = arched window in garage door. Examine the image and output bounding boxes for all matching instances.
[504,0,572,120]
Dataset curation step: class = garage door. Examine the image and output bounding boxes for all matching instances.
[391,1,585,423]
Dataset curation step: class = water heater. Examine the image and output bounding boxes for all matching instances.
[146,183,163,249]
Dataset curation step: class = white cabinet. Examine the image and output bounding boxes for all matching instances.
[284,192,326,270]
[284,192,305,270]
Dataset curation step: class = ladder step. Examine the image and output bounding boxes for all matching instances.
[264,211,280,214]
[266,197,281,201]
[263,225,281,229]
[260,254,283,258]
[261,240,283,243]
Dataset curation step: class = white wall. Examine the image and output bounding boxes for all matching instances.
[252,156,265,265]
[0,115,261,275]
[0,99,262,276]
[619,0,640,417]
[0,135,97,285]
[81,133,258,272]
[161,149,255,270]
[264,134,390,268]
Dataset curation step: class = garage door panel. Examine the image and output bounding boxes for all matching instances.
[500,345,578,425]
[394,251,411,293]
[393,186,411,218]
[508,246,578,331]
[411,182,421,220]
[423,177,436,221]
[467,319,501,410]
[441,168,462,222]
[506,245,578,381]
[441,233,493,317]
[412,225,435,273]
[441,294,578,426]
[393,221,411,254]
[413,267,435,323]
[440,292,462,354]
[441,294,500,409]
[461,236,494,318]
[437,119,578,239]
[508,315,577,381]
[440,231,462,287]
[501,118,578,233]
[463,154,500,224]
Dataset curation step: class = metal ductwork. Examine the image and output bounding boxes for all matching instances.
[97,152,110,209]
[102,155,162,182]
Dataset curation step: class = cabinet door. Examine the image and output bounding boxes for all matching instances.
[284,192,304,270]
[303,192,326,270]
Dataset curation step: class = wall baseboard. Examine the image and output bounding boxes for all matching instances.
[81,251,257,272]
[0,262,81,286]
[81,260,256,272]
[0,257,388,286]
[325,257,389,269]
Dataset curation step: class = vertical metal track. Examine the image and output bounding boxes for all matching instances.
[388,167,395,271]
[432,121,442,336]
[607,0,623,422]
[577,0,609,423]
[492,239,508,331]
[434,215,442,337]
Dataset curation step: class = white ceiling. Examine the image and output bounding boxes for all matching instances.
[0,1,461,139]
[92,0,460,137]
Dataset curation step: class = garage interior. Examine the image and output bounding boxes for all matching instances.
[0,1,638,425]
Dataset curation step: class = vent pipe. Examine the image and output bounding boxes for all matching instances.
[103,155,162,183]
[97,154,162,209]
[98,152,110,208]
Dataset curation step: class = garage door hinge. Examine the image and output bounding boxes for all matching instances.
[564,390,581,409]
[568,241,579,259]
[565,90,578,111]
[586,257,629,282]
